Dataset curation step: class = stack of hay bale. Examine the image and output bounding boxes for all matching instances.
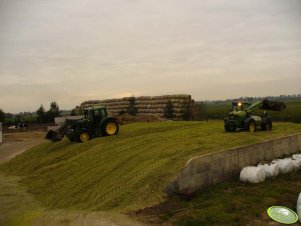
[80,94,197,120]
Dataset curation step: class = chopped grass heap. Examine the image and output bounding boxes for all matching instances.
[1,121,301,211]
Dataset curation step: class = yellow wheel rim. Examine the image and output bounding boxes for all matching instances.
[106,122,117,135]
[250,122,256,132]
[80,132,89,142]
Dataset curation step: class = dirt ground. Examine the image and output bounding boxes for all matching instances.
[0,131,45,163]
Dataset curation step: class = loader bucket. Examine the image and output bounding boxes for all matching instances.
[45,130,63,142]
[261,100,286,111]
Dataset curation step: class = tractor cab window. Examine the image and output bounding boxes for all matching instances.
[93,109,102,125]
[100,108,107,117]
[94,109,100,116]
[85,108,107,125]
[94,109,105,118]
[87,110,94,121]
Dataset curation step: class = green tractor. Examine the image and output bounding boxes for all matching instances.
[45,106,119,142]
[224,99,286,132]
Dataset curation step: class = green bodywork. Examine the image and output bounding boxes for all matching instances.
[224,99,285,132]
[46,106,119,142]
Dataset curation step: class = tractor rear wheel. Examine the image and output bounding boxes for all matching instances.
[78,131,90,142]
[102,120,119,136]
[247,120,256,133]
[262,119,272,131]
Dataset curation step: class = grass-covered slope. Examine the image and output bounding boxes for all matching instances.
[1,121,301,211]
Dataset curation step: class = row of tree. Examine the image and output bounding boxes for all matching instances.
[0,102,61,125]
[36,102,61,123]
[0,109,5,122]
[225,94,301,103]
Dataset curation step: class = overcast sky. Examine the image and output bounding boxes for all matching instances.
[0,0,300,113]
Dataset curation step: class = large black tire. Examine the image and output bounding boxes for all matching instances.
[68,137,75,142]
[78,131,90,142]
[261,118,272,131]
[102,119,119,136]
[225,122,236,132]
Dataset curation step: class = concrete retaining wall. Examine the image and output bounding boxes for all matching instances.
[167,133,301,196]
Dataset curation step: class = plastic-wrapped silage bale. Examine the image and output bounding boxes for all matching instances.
[292,153,301,160]
[297,192,301,223]
[258,161,279,178]
[291,157,301,171]
[292,154,301,159]
[275,158,294,174]
[240,166,266,183]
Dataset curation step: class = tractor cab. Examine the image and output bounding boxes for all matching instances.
[231,101,251,112]
[84,106,108,125]
[81,106,118,138]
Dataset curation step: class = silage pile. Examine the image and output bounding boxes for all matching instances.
[240,153,301,183]
[115,113,165,125]
[80,94,198,120]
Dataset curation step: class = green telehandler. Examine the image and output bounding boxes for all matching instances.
[224,99,286,132]
[45,106,119,142]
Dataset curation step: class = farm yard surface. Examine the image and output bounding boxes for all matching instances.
[0,131,45,163]
[1,121,301,225]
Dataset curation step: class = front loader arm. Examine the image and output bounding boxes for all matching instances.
[45,119,74,142]
[245,101,263,114]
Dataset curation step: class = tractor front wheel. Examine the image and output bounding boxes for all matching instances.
[247,120,256,133]
[225,123,236,132]
[102,120,119,136]
[78,131,90,142]
[266,119,272,131]
[261,119,272,131]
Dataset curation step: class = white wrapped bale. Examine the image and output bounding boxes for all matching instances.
[297,193,301,223]
[240,166,266,183]
[291,158,301,171]
[276,158,294,174]
[292,154,301,160]
[258,162,279,178]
